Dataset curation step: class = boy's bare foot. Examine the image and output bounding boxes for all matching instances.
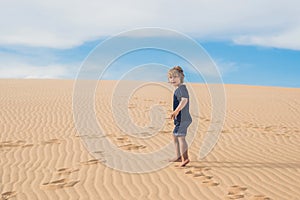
[168,158,182,162]
[179,159,190,167]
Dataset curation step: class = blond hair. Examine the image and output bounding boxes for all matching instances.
[168,66,185,83]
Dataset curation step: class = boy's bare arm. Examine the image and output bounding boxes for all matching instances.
[170,98,188,120]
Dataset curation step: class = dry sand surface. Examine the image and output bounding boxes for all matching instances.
[1,79,300,200]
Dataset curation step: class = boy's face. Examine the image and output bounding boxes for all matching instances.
[168,73,181,87]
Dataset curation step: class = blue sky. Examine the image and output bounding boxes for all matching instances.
[202,42,300,87]
[0,0,300,88]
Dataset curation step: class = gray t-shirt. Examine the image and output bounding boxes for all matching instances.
[173,84,192,123]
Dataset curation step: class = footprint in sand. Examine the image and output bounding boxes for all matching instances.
[183,166,219,186]
[190,166,212,172]
[201,179,220,186]
[277,126,299,138]
[56,168,79,175]
[221,129,230,134]
[262,125,298,138]
[263,125,275,132]
[0,140,25,148]
[159,100,167,105]
[226,185,247,199]
[0,140,33,150]
[80,159,101,165]
[183,166,210,172]
[239,122,298,138]
[114,136,147,151]
[195,171,219,187]
[226,194,245,199]
[119,143,146,150]
[41,178,79,190]
[116,136,129,143]
[1,191,17,200]
[41,139,61,145]
[250,194,271,200]
[93,150,104,154]
[275,132,290,137]
[92,151,106,162]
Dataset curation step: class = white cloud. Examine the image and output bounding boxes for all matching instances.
[0,63,70,79]
[233,27,300,50]
[1,0,300,49]
[0,48,79,79]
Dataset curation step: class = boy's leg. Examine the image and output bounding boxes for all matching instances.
[169,135,181,162]
[178,136,189,167]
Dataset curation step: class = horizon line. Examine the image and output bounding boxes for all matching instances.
[1,78,299,89]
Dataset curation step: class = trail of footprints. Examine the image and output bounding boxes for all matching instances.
[41,160,100,190]
[0,138,81,191]
[182,114,299,138]
[41,178,80,190]
[0,139,273,199]
[0,138,63,151]
[41,147,111,190]
[182,166,220,187]
[220,122,300,138]
[115,136,146,150]
[178,164,271,199]
[39,134,146,191]
[0,137,102,190]
[1,114,278,198]
[40,132,148,190]
[0,138,64,150]
[41,165,81,190]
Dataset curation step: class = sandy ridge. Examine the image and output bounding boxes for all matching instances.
[1,80,300,199]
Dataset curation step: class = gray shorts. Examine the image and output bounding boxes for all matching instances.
[173,121,192,137]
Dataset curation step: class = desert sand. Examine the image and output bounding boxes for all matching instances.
[1,79,300,200]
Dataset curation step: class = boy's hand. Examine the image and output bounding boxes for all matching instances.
[170,110,179,120]
[170,98,187,120]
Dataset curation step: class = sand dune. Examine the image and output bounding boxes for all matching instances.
[1,79,300,199]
